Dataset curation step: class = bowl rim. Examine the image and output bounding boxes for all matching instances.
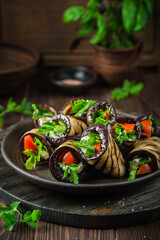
[0,41,40,75]
[49,66,97,88]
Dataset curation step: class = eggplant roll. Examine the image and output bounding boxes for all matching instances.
[112,117,141,147]
[38,114,87,147]
[136,115,157,138]
[127,137,160,170]
[32,104,57,128]
[86,101,117,126]
[49,140,90,184]
[61,99,96,121]
[72,124,125,177]
[19,129,53,169]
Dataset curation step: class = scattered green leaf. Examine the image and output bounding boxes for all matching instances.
[71,99,96,117]
[0,201,41,231]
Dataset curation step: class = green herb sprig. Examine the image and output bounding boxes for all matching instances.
[32,104,54,120]
[91,108,110,126]
[58,162,83,184]
[114,124,137,146]
[128,157,152,181]
[23,137,48,169]
[0,201,41,231]
[111,79,144,100]
[71,99,96,117]
[37,121,67,135]
[72,133,100,158]
[0,98,33,126]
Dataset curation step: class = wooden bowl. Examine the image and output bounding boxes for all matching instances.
[0,42,40,94]
[49,66,97,95]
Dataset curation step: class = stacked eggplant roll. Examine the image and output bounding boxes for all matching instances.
[19,100,160,184]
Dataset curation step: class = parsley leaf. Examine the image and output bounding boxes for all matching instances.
[0,201,41,231]
[114,124,137,146]
[92,109,109,126]
[58,162,83,184]
[23,137,49,169]
[71,99,96,116]
[72,133,101,157]
[37,121,67,136]
[32,104,54,120]
[111,79,144,100]
[0,97,33,126]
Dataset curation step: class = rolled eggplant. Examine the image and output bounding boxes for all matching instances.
[19,129,53,169]
[137,115,157,138]
[61,99,96,121]
[72,124,126,177]
[112,117,141,147]
[49,140,92,184]
[127,137,160,180]
[32,104,57,128]
[37,114,87,147]
[86,101,117,127]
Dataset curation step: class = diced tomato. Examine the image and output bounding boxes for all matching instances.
[93,142,101,152]
[140,119,152,138]
[24,135,38,152]
[61,151,77,165]
[121,123,135,133]
[104,110,109,119]
[69,109,75,114]
[137,163,154,175]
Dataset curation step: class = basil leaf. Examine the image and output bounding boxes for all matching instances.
[133,3,149,32]
[63,6,85,23]
[122,0,138,33]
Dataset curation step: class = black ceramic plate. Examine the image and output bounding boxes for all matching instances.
[1,116,160,195]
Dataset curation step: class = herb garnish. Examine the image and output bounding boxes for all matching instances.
[114,124,137,146]
[0,97,32,126]
[111,79,144,100]
[72,133,101,158]
[58,162,83,184]
[91,108,110,126]
[32,104,54,120]
[128,157,152,181]
[37,121,67,136]
[0,201,41,231]
[149,115,157,132]
[23,137,49,169]
[71,99,96,116]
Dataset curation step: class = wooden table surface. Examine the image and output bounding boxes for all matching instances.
[0,67,160,240]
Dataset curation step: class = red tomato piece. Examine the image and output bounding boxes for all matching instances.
[121,123,135,133]
[137,163,153,175]
[140,119,152,138]
[104,110,109,119]
[93,142,101,152]
[62,151,77,165]
[24,135,38,152]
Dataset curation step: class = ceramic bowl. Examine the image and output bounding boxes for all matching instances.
[49,66,97,95]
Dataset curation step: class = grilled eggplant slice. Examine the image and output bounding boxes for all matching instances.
[37,114,87,147]
[32,104,57,128]
[86,101,117,126]
[127,137,160,180]
[19,129,53,169]
[61,99,96,122]
[49,140,90,184]
[72,124,125,177]
[137,115,157,138]
[112,117,141,147]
